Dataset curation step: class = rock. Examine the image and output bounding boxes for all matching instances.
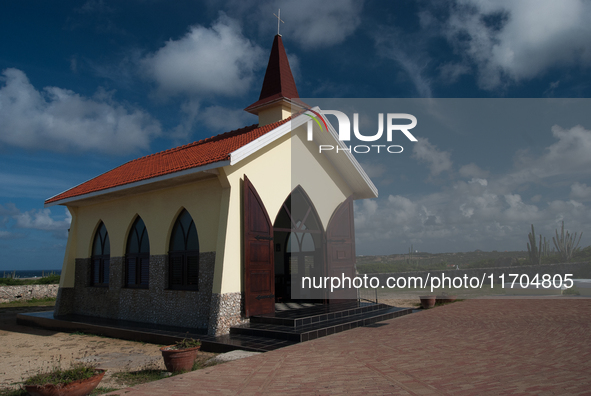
[206,350,261,365]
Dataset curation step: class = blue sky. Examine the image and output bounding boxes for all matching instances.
[1,0,591,269]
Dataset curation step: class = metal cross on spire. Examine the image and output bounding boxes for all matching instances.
[273,9,284,36]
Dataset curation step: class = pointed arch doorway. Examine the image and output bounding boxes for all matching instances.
[243,178,357,316]
[273,186,325,303]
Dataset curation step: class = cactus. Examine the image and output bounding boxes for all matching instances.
[552,221,583,262]
[541,237,551,257]
[527,224,542,265]
[406,244,419,268]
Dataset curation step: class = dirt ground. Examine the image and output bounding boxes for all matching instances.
[0,299,418,392]
[0,306,216,392]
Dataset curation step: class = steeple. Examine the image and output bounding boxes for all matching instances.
[245,34,303,126]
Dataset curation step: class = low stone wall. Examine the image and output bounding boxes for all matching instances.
[0,284,59,303]
[59,252,217,331]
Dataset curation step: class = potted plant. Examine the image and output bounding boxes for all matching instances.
[419,295,436,309]
[160,338,201,373]
[23,363,105,396]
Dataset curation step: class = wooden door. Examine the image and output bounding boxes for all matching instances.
[243,175,275,317]
[326,196,357,301]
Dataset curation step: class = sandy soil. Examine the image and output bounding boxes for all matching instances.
[0,306,215,392]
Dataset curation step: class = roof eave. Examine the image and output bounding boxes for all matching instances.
[244,96,306,115]
[44,160,230,208]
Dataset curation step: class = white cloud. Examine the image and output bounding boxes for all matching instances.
[494,125,591,192]
[355,178,591,254]
[141,14,265,98]
[374,28,433,98]
[0,203,19,216]
[355,122,591,254]
[0,204,70,239]
[0,68,161,154]
[459,163,489,179]
[210,0,363,48]
[268,0,364,48]
[14,208,71,232]
[570,182,591,201]
[412,138,453,176]
[388,51,432,98]
[441,0,591,90]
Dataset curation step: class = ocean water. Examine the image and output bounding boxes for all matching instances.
[1,269,62,279]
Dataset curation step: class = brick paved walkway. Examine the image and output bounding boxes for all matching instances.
[106,298,591,395]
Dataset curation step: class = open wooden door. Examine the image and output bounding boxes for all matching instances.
[326,196,357,301]
[243,175,275,317]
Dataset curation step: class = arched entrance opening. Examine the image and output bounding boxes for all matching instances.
[273,186,325,303]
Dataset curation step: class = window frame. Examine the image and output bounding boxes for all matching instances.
[90,222,110,287]
[125,217,150,289]
[168,210,200,291]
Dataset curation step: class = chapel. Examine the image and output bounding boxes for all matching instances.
[45,34,378,336]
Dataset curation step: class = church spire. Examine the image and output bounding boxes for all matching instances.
[257,34,299,103]
[245,34,302,124]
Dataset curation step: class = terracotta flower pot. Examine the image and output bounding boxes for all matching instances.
[419,295,436,309]
[24,369,105,396]
[160,345,200,372]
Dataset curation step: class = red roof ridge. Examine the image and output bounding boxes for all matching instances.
[45,116,295,205]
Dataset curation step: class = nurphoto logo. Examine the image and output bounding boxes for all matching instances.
[306,109,418,154]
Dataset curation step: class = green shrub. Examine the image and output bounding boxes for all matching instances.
[24,364,97,386]
[32,274,61,284]
[0,274,60,286]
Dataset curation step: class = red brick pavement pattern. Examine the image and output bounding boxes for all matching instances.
[105,299,591,395]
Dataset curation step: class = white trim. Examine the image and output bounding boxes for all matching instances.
[44,160,230,208]
[230,108,378,198]
[229,116,309,166]
[320,111,379,198]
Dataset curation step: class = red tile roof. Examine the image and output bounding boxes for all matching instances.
[245,35,299,113]
[45,118,291,205]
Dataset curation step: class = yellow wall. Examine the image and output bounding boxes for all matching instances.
[60,177,222,288]
[257,102,292,127]
[216,133,292,294]
[59,207,78,288]
[291,125,352,228]
[59,115,357,297]
[215,121,353,294]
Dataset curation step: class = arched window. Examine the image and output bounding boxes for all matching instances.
[169,209,199,290]
[91,222,110,286]
[125,216,149,288]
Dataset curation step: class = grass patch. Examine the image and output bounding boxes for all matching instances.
[0,297,56,309]
[0,274,60,285]
[112,369,169,387]
[0,388,27,396]
[563,287,581,296]
[0,381,115,396]
[24,364,98,386]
